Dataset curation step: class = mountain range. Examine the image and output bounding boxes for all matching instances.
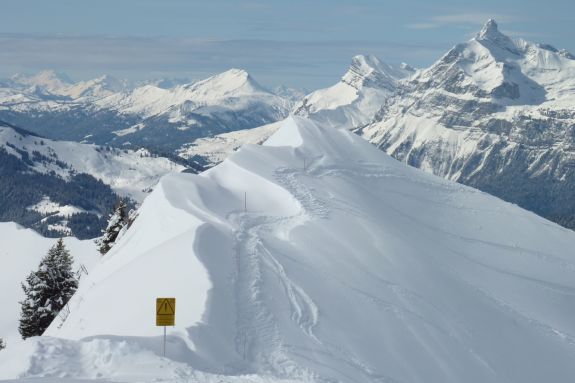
[359,19,575,229]
[1,19,574,233]
[0,69,294,155]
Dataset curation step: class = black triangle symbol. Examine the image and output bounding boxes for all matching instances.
[157,299,175,315]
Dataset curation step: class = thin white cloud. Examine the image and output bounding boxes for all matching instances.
[405,12,516,30]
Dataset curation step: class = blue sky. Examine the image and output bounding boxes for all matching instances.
[1,0,574,89]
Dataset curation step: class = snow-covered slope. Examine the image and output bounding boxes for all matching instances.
[361,19,575,229]
[0,222,99,347]
[0,121,184,238]
[294,55,415,129]
[0,123,184,201]
[3,117,575,382]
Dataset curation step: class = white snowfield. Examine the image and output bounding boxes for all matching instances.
[0,124,185,202]
[2,117,575,382]
[0,223,100,346]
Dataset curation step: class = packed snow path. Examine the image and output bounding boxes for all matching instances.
[3,117,575,383]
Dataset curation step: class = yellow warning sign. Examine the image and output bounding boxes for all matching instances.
[156,297,176,326]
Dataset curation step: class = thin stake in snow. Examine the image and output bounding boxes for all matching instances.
[156,298,176,358]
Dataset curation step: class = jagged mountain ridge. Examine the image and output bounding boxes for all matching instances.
[354,19,575,229]
[294,54,415,129]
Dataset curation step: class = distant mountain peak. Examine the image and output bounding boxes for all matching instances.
[31,70,74,84]
[187,68,268,97]
[350,54,382,72]
[12,70,74,91]
[474,19,519,54]
[343,55,413,91]
[210,68,253,85]
[477,19,499,39]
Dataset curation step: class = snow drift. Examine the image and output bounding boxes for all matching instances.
[2,116,575,383]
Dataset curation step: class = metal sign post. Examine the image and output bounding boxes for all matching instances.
[156,297,176,357]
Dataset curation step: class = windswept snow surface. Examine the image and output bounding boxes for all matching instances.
[0,223,99,346]
[3,117,575,382]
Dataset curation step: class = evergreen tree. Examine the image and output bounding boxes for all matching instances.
[18,239,78,339]
[97,199,129,255]
[0,337,5,350]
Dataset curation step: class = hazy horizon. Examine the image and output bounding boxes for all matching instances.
[1,0,574,89]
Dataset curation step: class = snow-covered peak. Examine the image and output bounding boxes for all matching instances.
[414,19,575,105]
[11,70,73,94]
[477,18,500,40]
[348,54,383,76]
[293,54,412,129]
[342,54,412,91]
[63,74,125,99]
[7,71,125,100]
[474,18,519,55]
[13,69,73,86]
[273,85,306,102]
[183,68,266,99]
[94,68,286,120]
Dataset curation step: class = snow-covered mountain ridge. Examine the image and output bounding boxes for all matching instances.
[294,55,415,129]
[2,117,575,382]
[352,20,575,230]
[95,69,286,119]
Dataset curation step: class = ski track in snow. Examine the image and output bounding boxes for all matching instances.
[225,159,329,379]
[6,118,575,382]
[224,156,458,383]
